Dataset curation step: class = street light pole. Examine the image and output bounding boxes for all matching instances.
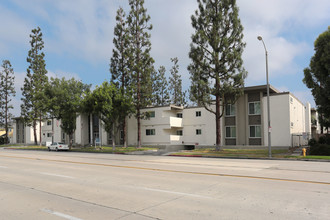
[257,36,272,158]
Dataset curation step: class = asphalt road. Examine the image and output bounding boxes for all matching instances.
[0,148,329,220]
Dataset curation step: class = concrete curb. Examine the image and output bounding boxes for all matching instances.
[167,154,330,162]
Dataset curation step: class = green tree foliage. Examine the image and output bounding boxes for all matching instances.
[0,60,16,144]
[46,77,90,148]
[21,27,48,145]
[303,27,330,132]
[85,81,134,150]
[110,7,132,147]
[126,0,154,147]
[188,0,247,149]
[151,66,170,106]
[169,57,186,106]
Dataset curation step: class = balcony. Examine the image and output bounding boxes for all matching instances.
[143,116,182,128]
[169,117,183,128]
[170,135,183,144]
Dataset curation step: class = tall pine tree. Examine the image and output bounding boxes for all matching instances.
[151,66,170,106]
[169,57,185,106]
[0,60,16,144]
[126,0,154,147]
[21,27,48,145]
[110,7,132,147]
[188,0,247,150]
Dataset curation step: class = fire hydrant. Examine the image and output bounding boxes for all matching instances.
[302,148,306,157]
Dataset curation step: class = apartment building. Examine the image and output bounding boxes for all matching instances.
[12,85,311,148]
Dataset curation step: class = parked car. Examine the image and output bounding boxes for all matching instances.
[48,142,69,151]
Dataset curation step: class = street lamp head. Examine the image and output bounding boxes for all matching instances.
[257,36,263,41]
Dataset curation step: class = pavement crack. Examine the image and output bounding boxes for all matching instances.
[0,180,158,220]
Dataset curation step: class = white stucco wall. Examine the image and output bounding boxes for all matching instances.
[305,102,311,134]
[182,106,216,146]
[262,94,291,147]
[126,105,217,146]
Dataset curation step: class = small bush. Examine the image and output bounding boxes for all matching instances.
[318,135,330,145]
[309,143,330,156]
[308,138,317,146]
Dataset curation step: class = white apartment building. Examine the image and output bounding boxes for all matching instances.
[13,85,312,148]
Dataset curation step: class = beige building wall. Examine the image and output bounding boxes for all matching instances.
[182,106,216,146]
[13,119,41,145]
[262,94,291,147]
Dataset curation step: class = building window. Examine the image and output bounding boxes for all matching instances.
[47,120,52,126]
[176,130,183,136]
[148,111,155,118]
[177,113,183,118]
[146,129,156,136]
[196,129,202,135]
[47,133,52,137]
[291,122,294,127]
[196,111,201,117]
[249,102,261,115]
[250,125,261,138]
[62,132,66,140]
[225,104,236,116]
[226,126,236,138]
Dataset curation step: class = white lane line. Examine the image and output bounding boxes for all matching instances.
[132,186,213,199]
[39,172,75,179]
[0,166,8,168]
[41,208,82,220]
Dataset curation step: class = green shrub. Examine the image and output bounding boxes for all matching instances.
[309,143,330,156]
[308,138,317,146]
[318,135,330,145]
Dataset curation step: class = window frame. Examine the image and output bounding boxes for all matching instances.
[196,129,202,135]
[225,126,236,138]
[146,129,156,136]
[47,120,52,126]
[176,113,183,118]
[196,111,201,117]
[225,104,236,116]
[248,101,261,115]
[249,125,261,138]
[148,111,155,118]
[176,130,183,136]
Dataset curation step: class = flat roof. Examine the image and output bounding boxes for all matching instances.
[244,84,279,94]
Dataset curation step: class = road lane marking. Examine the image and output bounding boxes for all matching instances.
[41,208,82,220]
[0,166,8,168]
[132,186,213,199]
[1,154,330,185]
[39,172,75,179]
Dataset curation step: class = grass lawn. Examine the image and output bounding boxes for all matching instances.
[170,148,289,158]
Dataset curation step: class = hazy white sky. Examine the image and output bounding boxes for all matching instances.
[1,0,330,116]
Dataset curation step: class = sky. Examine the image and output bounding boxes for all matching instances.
[1,0,330,117]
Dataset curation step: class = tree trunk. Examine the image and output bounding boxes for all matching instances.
[52,117,54,143]
[69,133,72,150]
[136,0,141,148]
[137,109,141,148]
[33,120,37,145]
[39,115,42,146]
[215,79,221,151]
[112,123,116,151]
[123,118,127,148]
[5,94,8,144]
